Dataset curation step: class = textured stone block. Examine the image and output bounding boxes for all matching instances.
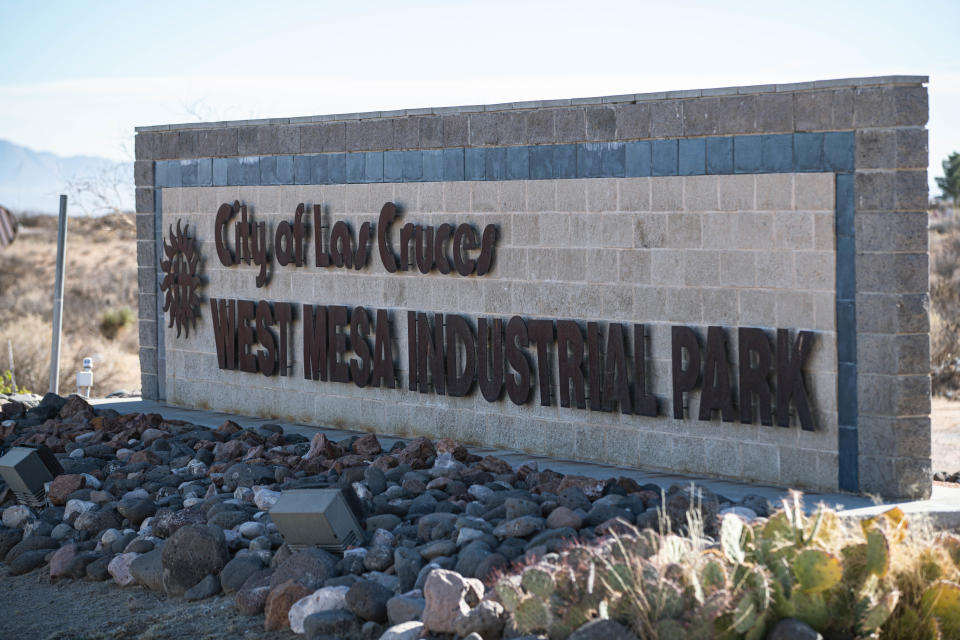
[485,147,506,181]
[506,146,530,180]
[793,133,823,171]
[135,187,155,214]
[500,112,526,145]
[470,113,499,145]
[854,172,894,212]
[625,141,652,177]
[555,108,585,142]
[393,117,419,149]
[855,129,897,169]
[420,116,443,148]
[893,86,928,126]
[554,144,578,179]
[896,127,928,169]
[422,149,443,181]
[718,174,754,211]
[857,333,930,375]
[577,144,602,178]
[442,148,464,181]
[176,130,198,158]
[525,110,554,144]
[600,143,625,177]
[140,373,159,401]
[345,119,393,151]
[859,455,931,500]
[300,122,345,153]
[365,152,384,182]
[649,100,683,137]
[853,87,897,128]
[895,170,928,210]
[615,103,651,139]
[682,97,719,136]
[855,211,927,252]
[715,96,756,135]
[134,160,155,187]
[823,131,854,171]
[585,107,616,140]
[761,134,793,172]
[756,93,793,132]
[734,136,762,173]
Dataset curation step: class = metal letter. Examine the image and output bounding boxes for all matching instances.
[671,326,701,419]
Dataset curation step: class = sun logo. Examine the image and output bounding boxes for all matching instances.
[159,219,202,338]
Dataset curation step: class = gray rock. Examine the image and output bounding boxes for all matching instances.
[416,512,457,542]
[66,551,101,579]
[584,505,632,528]
[0,528,23,559]
[386,594,425,625]
[454,541,491,578]
[9,549,48,575]
[184,573,221,601]
[220,554,265,594]
[568,619,639,640]
[767,618,823,640]
[270,548,339,590]
[378,621,424,640]
[345,579,392,623]
[161,524,230,596]
[473,553,507,581]
[130,548,165,591]
[23,519,54,539]
[558,487,591,512]
[454,600,505,639]
[223,463,274,489]
[5,535,57,562]
[665,484,720,534]
[364,466,387,496]
[234,569,272,616]
[740,494,772,518]
[73,507,121,534]
[111,532,139,554]
[492,516,545,538]
[86,554,114,580]
[419,539,457,561]
[117,498,156,525]
[303,609,360,638]
[124,538,155,554]
[394,546,422,593]
[364,546,394,572]
[503,497,539,520]
[208,510,250,530]
[365,514,401,532]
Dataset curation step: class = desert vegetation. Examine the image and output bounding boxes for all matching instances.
[0,213,140,396]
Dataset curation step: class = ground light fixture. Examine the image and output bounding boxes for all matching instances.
[268,487,365,552]
[0,445,64,507]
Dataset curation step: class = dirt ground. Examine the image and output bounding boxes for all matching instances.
[0,566,298,640]
[932,397,960,472]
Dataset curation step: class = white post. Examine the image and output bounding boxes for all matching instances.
[7,339,15,392]
[49,195,68,394]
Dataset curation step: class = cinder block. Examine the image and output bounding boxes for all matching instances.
[135,132,158,160]
[756,174,793,210]
[794,173,835,211]
[585,107,616,140]
[895,128,928,169]
[365,151,384,182]
[634,213,667,248]
[525,110,555,144]
[854,87,897,128]
[577,144,602,178]
[470,113,499,145]
[856,129,897,169]
[683,175,718,211]
[346,152,365,183]
[706,137,734,174]
[625,141,652,177]
[715,96,757,135]
[402,150,423,182]
[856,252,928,294]
[854,172,894,212]
[553,144,578,178]
[823,131,854,171]
[485,147,507,181]
[684,250,720,286]
[895,170,928,210]
[442,115,468,147]
[134,160,155,187]
[855,211,927,252]
[555,108,585,142]
[704,439,743,478]
[652,139,679,176]
[649,100,683,137]
[464,148,485,181]
[736,212,774,249]
[422,149,443,181]
[140,372,159,400]
[529,146,554,179]
[666,213,702,248]
[135,212,154,242]
[346,119,394,152]
[859,455,931,499]
[719,251,756,287]
[135,187,155,213]
[507,146,530,180]
[761,134,793,172]
[682,97,719,136]
[756,93,794,132]
[793,133,823,171]
[525,180,555,212]
[615,103,651,139]
[718,174,754,211]
[176,130,198,158]
[794,90,833,131]
[300,122,345,153]
[779,447,820,489]
[600,143,625,177]
[650,250,685,285]
[500,112,526,145]
[858,333,930,376]
[393,118,418,149]
[739,289,778,327]
[740,443,780,485]
[734,136,762,173]
[701,288,739,325]
[442,148,464,181]
[893,86,928,127]
[651,177,683,211]
[679,138,706,176]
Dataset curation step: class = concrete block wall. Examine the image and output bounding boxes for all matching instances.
[135,76,930,498]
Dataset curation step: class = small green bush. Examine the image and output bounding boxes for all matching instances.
[0,369,28,395]
[98,306,134,340]
[496,492,960,639]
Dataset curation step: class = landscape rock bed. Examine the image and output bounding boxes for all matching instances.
[0,392,778,639]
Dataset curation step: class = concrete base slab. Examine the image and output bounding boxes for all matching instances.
[91,398,960,525]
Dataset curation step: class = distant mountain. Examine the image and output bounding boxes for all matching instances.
[0,139,133,215]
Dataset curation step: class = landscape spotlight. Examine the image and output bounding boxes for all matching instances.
[269,488,365,552]
[0,445,64,507]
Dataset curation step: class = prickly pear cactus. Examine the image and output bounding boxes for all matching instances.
[793,549,842,593]
[522,567,556,598]
[920,580,960,638]
[514,595,552,634]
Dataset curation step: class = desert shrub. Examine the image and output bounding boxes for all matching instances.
[0,314,140,396]
[0,370,29,395]
[98,306,134,340]
[496,492,960,639]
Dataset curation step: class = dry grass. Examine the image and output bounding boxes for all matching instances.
[0,213,140,396]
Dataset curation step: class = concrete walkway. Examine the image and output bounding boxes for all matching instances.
[91,398,960,527]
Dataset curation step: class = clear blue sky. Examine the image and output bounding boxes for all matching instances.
[1,0,957,193]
